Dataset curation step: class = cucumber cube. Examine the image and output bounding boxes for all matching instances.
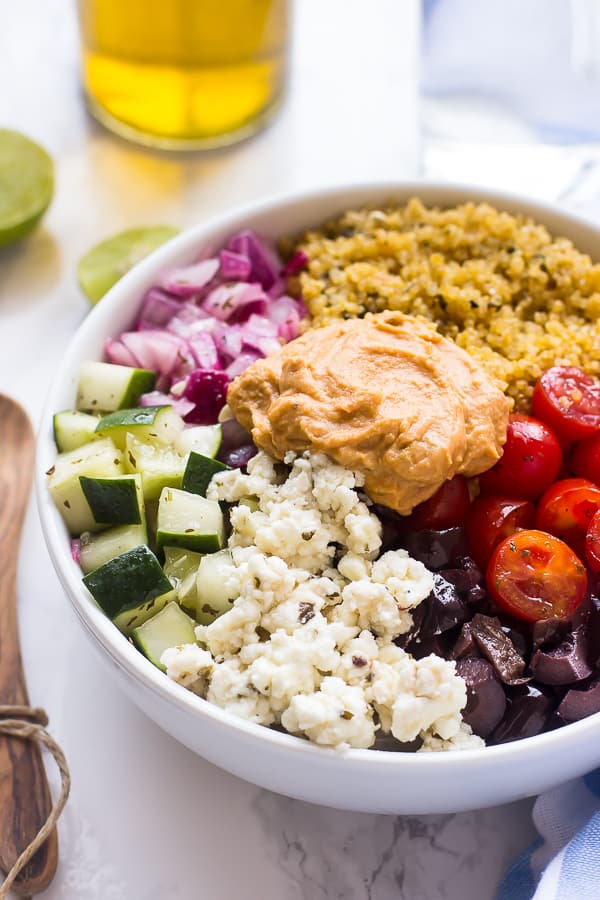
[82,545,173,633]
[47,438,124,535]
[125,434,186,500]
[77,361,156,413]
[80,473,144,525]
[79,523,148,574]
[195,549,239,624]
[174,424,222,459]
[182,452,229,498]
[132,601,197,671]
[95,405,184,450]
[156,487,224,553]
[53,409,100,452]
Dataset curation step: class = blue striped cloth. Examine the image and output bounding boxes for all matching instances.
[497,772,600,898]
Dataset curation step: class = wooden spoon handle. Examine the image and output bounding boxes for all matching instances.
[0,398,58,894]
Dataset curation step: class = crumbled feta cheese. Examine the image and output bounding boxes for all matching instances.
[164,450,476,752]
[418,723,485,752]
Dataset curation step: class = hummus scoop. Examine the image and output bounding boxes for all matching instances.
[227,311,510,515]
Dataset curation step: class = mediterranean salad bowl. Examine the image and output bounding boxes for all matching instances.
[37,182,600,814]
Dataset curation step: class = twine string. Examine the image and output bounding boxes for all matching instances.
[0,706,70,900]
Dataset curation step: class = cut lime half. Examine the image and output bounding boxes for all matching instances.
[77,225,181,305]
[0,129,54,247]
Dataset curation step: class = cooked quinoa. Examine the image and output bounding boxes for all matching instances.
[289,198,600,408]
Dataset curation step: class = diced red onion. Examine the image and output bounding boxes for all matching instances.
[159,258,220,298]
[219,249,252,281]
[183,369,229,424]
[118,330,186,379]
[240,315,282,358]
[227,230,279,290]
[135,288,183,330]
[202,282,266,322]
[225,351,261,380]
[70,539,81,564]
[213,322,244,363]
[228,298,269,324]
[104,338,139,368]
[187,331,220,370]
[282,250,309,276]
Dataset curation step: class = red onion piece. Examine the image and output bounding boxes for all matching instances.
[70,539,81,564]
[187,331,220,370]
[202,282,266,322]
[227,230,279,290]
[135,288,182,330]
[104,338,138,368]
[118,330,187,380]
[225,351,261,380]
[159,258,220,298]
[212,323,244,364]
[139,390,194,418]
[282,250,309,276]
[219,249,251,281]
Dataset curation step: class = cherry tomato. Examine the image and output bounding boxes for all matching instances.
[586,510,600,573]
[402,475,470,530]
[571,433,600,486]
[479,414,562,500]
[532,366,600,442]
[466,495,536,570]
[536,477,600,558]
[486,529,587,622]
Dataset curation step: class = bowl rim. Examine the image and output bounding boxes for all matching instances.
[36,177,600,770]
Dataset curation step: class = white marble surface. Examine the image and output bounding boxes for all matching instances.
[0,2,538,897]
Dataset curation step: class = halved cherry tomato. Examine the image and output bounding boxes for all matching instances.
[536,477,600,558]
[571,433,600,486]
[586,509,600,573]
[401,475,470,530]
[532,366,600,442]
[486,529,587,622]
[479,414,562,500]
[466,495,536,570]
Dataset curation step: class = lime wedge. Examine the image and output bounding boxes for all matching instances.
[0,129,54,247]
[77,226,181,305]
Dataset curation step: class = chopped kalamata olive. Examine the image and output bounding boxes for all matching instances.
[450,622,481,660]
[399,527,468,569]
[427,573,467,633]
[529,626,593,685]
[558,676,600,722]
[532,617,571,651]
[456,658,506,737]
[470,613,529,685]
[465,584,486,606]
[491,684,554,744]
[441,557,483,593]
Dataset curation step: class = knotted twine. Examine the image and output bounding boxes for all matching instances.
[0,706,70,900]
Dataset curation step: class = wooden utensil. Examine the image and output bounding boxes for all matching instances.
[0,394,58,895]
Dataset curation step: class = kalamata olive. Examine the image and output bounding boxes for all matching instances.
[440,557,483,593]
[532,617,571,651]
[400,527,468,569]
[558,676,600,722]
[456,658,507,738]
[491,684,554,744]
[470,614,529,685]
[450,622,481,660]
[220,444,258,469]
[529,626,593,685]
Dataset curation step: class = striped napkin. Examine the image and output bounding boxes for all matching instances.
[497,772,600,898]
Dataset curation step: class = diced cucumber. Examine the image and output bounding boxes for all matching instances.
[79,523,148,574]
[132,601,197,671]
[195,549,239,625]
[76,361,156,412]
[162,546,204,616]
[47,438,124,535]
[95,405,184,450]
[80,473,144,525]
[125,434,186,500]
[156,487,224,552]
[82,544,173,634]
[182,452,229,497]
[112,588,176,635]
[53,410,100,452]
[174,424,222,459]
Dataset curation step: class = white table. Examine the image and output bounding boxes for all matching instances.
[0,2,537,897]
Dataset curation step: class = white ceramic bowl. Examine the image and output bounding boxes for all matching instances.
[37,182,600,814]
